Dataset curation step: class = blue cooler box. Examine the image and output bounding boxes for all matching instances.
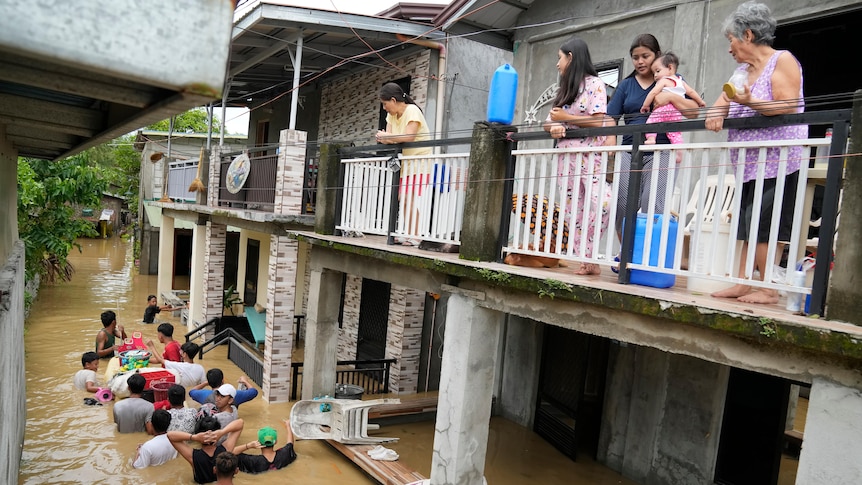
[629,214,677,288]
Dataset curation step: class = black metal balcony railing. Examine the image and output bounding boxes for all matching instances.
[218,145,278,212]
[290,358,396,401]
[196,326,264,387]
[334,109,851,317]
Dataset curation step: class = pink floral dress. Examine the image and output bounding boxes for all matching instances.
[545,75,612,258]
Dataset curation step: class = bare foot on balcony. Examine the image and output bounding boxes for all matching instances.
[711,284,752,299]
[575,263,601,275]
[737,289,779,304]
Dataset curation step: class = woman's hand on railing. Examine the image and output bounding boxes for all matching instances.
[548,122,567,139]
[705,114,725,132]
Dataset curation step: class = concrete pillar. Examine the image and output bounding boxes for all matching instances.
[188,222,206,328]
[430,294,501,485]
[826,90,862,323]
[459,122,514,262]
[498,316,542,428]
[273,129,307,216]
[262,234,298,402]
[157,213,175,298]
[302,268,343,399]
[207,146,225,207]
[796,378,862,482]
[314,142,344,235]
[201,221,227,332]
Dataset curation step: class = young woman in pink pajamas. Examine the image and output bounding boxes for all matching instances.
[543,37,613,276]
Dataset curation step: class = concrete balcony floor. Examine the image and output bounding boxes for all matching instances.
[297,232,862,379]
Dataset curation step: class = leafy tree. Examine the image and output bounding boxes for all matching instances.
[17,155,107,282]
[89,134,141,214]
[147,108,221,133]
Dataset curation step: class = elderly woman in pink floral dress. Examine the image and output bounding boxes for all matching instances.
[705,1,806,304]
[544,37,613,276]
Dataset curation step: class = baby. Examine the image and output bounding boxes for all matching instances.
[640,52,706,147]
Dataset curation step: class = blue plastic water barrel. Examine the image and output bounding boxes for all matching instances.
[487,64,518,124]
[630,214,677,288]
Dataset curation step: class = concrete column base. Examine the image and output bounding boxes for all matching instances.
[430,294,501,485]
[797,378,862,482]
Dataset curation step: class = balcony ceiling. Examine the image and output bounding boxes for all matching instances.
[228,2,447,109]
[433,0,535,50]
[0,0,235,161]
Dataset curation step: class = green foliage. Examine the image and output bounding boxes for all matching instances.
[23,290,33,312]
[537,279,573,299]
[757,317,776,338]
[89,134,141,216]
[223,285,243,315]
[17,155,107,282]
[147,108,221,134]
[476,268,511,284]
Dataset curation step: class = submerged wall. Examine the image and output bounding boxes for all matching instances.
[0,242,25,484]
[0,125,25,482]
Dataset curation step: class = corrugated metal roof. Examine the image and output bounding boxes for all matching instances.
[434,0,534,50]
[227,2,447,109]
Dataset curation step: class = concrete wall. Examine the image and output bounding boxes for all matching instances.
[0,126,24,485]
[442,36,513,152]
[248,83,321,149]
[598,344,727,484]
[512,0,860,145]
[497,315,542,427]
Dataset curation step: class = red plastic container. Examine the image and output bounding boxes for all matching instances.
[151,380,173,402]
[142,370,176,390]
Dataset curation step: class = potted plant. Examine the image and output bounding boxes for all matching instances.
[223,284,243,316]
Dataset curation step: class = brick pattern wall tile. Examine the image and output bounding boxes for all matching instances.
[201,221,226,339]
[263,234,298,403]
[337,275,361,360]
[319,52,431,144]
[207,146,225,207]
[337,278,424,394]
[386,286,424,394]
[274,130,306,216]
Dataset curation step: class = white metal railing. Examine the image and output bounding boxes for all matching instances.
[507,138,831,295]
[338,153,470,245]
[168,159,199,202]
[338,156,395,236]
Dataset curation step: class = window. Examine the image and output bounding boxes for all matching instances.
[595,59,624,102]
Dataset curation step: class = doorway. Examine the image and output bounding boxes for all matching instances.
[356,278,391,363]
[714,368,790,485]
[534,326,609,461]
[776,8,862,134]
[244,238,260,305]
[172,230,192,291]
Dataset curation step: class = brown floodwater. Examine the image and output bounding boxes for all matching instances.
[20,237,645,484]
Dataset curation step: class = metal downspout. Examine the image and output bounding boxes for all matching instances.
[396,34,447,153]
